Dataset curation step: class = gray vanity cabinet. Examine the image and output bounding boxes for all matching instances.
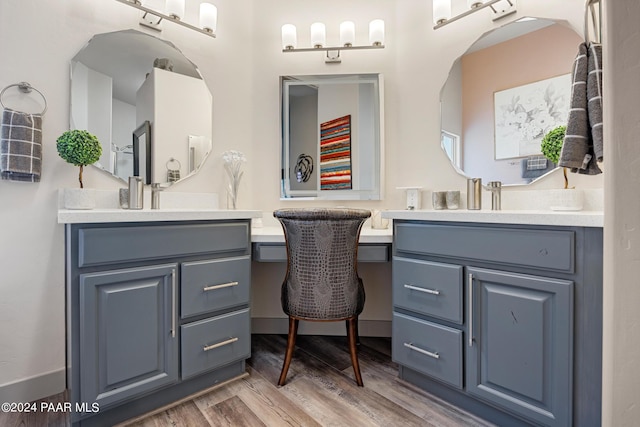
[79,264,179,408]
[66,220,252,427]
[392,220,603,427]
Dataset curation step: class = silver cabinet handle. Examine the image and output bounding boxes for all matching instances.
[203,337,238,352]
[403,284,440,295]
[203,281,239,292]
[468,272,474,347]
[171,269,177,338]
[403,342,440,359]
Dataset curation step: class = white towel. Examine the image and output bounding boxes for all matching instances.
[0,108,42,182]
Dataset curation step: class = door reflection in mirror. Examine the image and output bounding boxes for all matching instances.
[133,121,151,184]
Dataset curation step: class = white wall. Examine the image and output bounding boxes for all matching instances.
[143,68,212,183]
[602,1,640,425]
[0,0,253,401]
[1,0,626,415]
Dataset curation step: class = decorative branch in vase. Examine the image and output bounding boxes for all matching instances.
[222,150,246,210]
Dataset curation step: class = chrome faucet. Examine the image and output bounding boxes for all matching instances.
[486,181,502,211]
[151,183,162,210]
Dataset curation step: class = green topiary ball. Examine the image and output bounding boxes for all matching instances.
[56,130,102,167]
[540,125,566,165]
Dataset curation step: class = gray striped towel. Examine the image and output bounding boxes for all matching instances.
[588,43,603,162]
[526,155,548,170]
[521,157,555,181]
[558,42,602,175]
[0,108,42,182]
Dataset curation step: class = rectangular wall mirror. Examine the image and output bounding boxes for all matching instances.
[281,74,384,200]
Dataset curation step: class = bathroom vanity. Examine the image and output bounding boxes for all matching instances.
[384,210,603,427]
[59,209,260,427]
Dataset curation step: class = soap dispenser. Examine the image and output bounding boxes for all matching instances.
[467,178,482,210]
[128,176,144,210]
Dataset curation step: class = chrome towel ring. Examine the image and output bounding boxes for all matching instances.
[0,82,48,115]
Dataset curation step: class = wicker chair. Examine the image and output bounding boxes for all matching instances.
[273,208,371,387]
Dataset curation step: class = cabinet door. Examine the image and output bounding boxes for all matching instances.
[79,264,179,408]
[466,267,573,427]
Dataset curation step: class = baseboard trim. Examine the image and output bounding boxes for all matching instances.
[0,368,65,403]
[251,317,391,337]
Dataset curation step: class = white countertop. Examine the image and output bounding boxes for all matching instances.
[251,225,393,244]
[58,208,262,224]
[382,209,603,228]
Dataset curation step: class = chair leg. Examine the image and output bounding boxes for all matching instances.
[347,317,364,386]
[345,317,361,345]
[278,317,299,386]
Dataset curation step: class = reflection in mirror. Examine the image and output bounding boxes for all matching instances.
[281,74,383,200]
[133,121,151,184]
[70,29,213,186]
[440,18,581,185]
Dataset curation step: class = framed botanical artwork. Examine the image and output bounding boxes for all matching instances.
[494,74,571,160]
[319,115,352,190]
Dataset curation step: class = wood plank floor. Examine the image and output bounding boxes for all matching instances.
[0,335,495,427]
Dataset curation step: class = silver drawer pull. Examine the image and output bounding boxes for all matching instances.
[203,281,239,292]
[404,342,440,359]
[203,337,238,352]
[171,269,176,338]
[468,272,474,347]
[404,284,440,295]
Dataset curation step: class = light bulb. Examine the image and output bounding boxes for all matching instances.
[166,0,185,20]
[311,22,326,48]
[433,0,451,25]
[340,21,355,47]
[282,24,297,50]
[369,19,384,46]
[199,3,217,34]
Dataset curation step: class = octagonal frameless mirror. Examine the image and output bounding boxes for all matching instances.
[281,74,384,200]
[70,29,213,186]
[440,18,581,186]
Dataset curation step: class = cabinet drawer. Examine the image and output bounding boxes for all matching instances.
[395,223,574,273]
[180,308,250,379]
[392,312,462,389]
[393,257,463,324]
[181,256,250,318]
[77,222,249,267]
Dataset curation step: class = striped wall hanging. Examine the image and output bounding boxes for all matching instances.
[319,114,352,190]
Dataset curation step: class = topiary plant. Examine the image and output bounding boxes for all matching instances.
[56,130,102,188]
[541,125,569,189]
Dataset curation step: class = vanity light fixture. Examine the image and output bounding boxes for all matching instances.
[114,0,217,38]
[282,20,385,64]
[433,0,516,29]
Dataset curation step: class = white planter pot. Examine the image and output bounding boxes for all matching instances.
[549,189,583,211]
[64,188,96,210]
